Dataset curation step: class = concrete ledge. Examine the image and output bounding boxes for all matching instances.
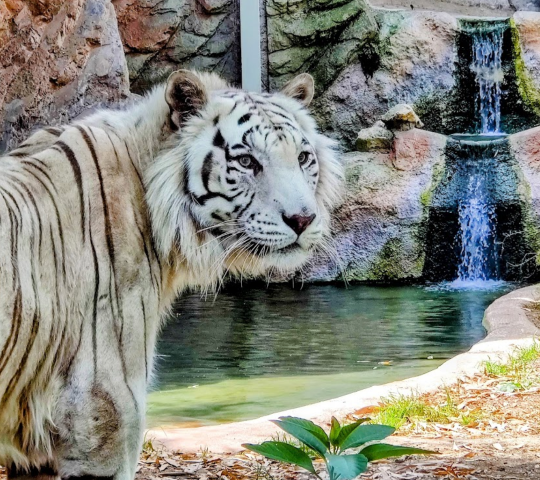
[148,285,540,453]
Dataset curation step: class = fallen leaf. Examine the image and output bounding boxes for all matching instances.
[353,405,379,416]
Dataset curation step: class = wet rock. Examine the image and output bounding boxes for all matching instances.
[0,0,130,152]
[356,121,393,152]
[382,104,424,131]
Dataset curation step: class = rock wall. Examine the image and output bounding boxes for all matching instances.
[304,128,447,282]
[113,0,241,93]
[371,0,540,17]
[267,2,461,148]
[3,1,540,283]
[510,125,540,276]
[303,123,540,284]
[0,0,241,153]
[0,0,130,152]
[267,4,540,149]
[3,2,540,153]
[511,12,540,118]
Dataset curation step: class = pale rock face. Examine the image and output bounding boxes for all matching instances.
[508,126,540,271]
[382,104,424,131]
[307,10,459,148]
[356,120,394,152]
[304,129,447,282]
[371,0,540,17]
[510,126,540,214]
[0,0,130,152]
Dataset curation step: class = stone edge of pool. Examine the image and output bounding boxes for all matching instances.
[147,284,540,454]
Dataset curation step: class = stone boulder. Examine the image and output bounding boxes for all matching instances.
[509,126,540,269]
[356,121,393,152]
[0,0,130,152]
[391,128,439,171]
[382,104,424,131]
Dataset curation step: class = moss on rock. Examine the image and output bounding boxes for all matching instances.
[363,237,424,282]
[510,17,540,118]
[420,160,445,208]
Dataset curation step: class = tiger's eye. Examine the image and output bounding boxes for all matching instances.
[238,155,254,168]
[298,152,310,164]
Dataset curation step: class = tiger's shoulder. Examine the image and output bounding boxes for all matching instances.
[6,127,65,158]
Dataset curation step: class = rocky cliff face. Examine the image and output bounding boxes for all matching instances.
[371,0,540,17]
[0,0,130,152]
[3,1,540,283]
[113,0,240,93]
[267,6,540,149]
[0,0,240,153]
[304,128,447,282]
[314,10,459,148]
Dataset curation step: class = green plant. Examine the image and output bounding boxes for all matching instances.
[199,445,210,461]
[483,340,540,390]
[142,432,156,454]
[372,391,483,430]
[243,416,436,480]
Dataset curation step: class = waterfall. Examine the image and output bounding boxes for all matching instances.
[454,161,498,285]
[450,23,506,288]
[471,26,504,135]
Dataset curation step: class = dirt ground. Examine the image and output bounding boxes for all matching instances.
[0,377,538,480]
[2,335,539,480]
[133,360,540,480]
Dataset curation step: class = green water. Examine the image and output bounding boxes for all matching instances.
[147,284,511,428]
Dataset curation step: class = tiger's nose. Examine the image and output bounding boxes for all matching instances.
[282,213,316,236]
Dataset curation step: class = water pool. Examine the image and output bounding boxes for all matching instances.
[147,283,511,428]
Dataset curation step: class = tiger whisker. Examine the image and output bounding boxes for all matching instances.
[196,219,239,234]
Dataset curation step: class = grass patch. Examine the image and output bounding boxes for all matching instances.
[370,388,482,430]
[483,340,540,391]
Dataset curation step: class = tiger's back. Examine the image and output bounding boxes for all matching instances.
[0,125,160,477]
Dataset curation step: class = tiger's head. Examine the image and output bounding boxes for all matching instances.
[146,70,343,291]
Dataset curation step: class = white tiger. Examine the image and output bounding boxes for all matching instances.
[0,70,343,480]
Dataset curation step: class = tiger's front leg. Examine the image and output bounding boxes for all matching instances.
[54,358,147,480]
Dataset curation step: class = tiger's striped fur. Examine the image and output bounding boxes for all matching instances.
[0,71,343,480]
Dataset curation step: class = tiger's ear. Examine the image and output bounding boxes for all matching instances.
[165,70,208,129]
[280,73,315,107]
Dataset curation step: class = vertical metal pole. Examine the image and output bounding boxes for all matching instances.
[240,0,262,93]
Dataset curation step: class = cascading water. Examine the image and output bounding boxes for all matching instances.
[452,155,499,287]
[450,24,506,288]
[472,26,504,134]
